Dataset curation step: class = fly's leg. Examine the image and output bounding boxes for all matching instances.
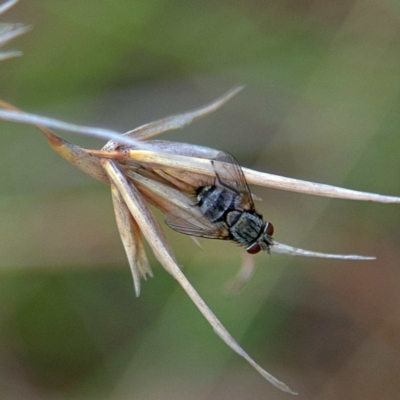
[224,253,255,294]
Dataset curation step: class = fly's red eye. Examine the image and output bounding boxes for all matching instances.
[246,243,261,254]
[264,222,274,236]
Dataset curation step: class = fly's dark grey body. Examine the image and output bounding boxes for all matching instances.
[196,185,265,248]
[165,152,274,254]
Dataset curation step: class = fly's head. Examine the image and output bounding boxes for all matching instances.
[246,222,274,254]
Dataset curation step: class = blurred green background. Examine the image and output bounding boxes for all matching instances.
[1,1,400,399]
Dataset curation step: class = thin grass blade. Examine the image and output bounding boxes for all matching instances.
[0,108,151,149]
[102,86,244,151]
[0,23,30,47]
[271,241,376,260]
[128,151,400,203]
[111,183,143,296]
[0,0,18,14]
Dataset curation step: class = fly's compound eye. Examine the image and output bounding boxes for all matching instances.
[246,242,261,254]
[264,222,274,236]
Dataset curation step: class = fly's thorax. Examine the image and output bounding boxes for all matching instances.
[228,211,264,247]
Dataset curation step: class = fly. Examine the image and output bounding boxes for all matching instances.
[165,152,274,254]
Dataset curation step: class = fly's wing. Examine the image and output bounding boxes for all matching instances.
[165,207,230,240]
[213,152,255,211]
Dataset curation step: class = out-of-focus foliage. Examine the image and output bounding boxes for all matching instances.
[1,1,400,399]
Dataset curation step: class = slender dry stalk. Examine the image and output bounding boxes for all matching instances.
[1,88,399,394]
[0,0,30,60]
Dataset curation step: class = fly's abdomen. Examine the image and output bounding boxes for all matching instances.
[197,186,236,223]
